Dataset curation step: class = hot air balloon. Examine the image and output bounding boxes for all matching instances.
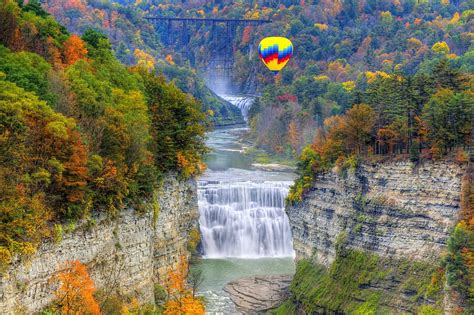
[258,37,293,75]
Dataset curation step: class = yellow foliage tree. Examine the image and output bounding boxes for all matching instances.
[450,12,460,24]
[250,11,260,19]
[365,71,390,83]
[431,41,450,55]
[314,23,328,31]
[163,256,205,315]
[134,48,156,71]
[380,11,393,24]
[342,81,355,92]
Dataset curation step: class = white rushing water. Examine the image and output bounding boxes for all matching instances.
[198,179,294,258]
[218,95,254,121]
[197,95,295,259]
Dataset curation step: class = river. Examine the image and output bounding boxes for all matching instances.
[193,97,296,314]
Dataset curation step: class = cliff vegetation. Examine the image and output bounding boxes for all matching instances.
[276,244,445,314]
[0,0,208,276]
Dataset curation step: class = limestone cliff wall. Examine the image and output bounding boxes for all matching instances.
[288,160,464,266]
[0,175,199,314]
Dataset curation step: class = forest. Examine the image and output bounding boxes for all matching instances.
[37,0,473,156]
[0,0,208,276]
[0,0,473,313]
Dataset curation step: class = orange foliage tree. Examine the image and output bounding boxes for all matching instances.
[287,120,300,153]
[54,260,101,315]
[241,26,252,45]
[341,104,375,155]
[63,35,88,66]
[163,256,205,315]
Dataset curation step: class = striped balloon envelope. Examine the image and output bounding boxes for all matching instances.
[258,37,293,74]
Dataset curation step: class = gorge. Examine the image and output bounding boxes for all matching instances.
[192,97,297,313]
[0,94,468,314]
[1,1,472,313]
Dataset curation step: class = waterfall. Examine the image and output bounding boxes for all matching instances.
[218,95,254,121]
[198,179,295,258]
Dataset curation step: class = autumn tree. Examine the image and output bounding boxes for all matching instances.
[0,76,89,252]
[0,0,21,49]
[54,260,101,315]
[163,256,205,315]
[134,48,156,72]
[139,70,208,178]
[341,104,375,155]
[241,25,252,45]
[288,120,300,153]
[63,34,88,66]
[432,41,450,55]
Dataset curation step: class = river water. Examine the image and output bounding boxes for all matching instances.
[193,97,296,314]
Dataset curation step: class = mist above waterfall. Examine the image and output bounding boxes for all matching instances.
[206,75,234,96]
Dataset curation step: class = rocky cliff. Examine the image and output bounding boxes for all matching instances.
[0,175,199,314]
[284,160,466,313]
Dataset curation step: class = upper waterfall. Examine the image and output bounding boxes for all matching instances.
[218,95,254,121]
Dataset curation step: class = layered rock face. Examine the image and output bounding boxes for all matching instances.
[224,275,293,313]
[288,160,465,266]
[0,175,199,314]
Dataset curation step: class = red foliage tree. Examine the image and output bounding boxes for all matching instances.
[241,26,252,45]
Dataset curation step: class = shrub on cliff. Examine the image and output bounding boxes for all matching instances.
[163,256,205,314]
[445,170,474,310]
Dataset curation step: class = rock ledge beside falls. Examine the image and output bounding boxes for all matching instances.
[223,275,293,313]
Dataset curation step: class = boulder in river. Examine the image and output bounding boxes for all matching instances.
[223,275,293,314]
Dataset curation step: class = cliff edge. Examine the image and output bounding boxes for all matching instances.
[0,175,199,314]
[283,159,466,313]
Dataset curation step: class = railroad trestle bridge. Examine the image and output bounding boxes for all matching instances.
[145,16,272,78]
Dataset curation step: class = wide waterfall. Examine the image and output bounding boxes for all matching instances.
[198,178,295,258]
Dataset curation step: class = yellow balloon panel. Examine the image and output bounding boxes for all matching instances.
[258,37,293,73]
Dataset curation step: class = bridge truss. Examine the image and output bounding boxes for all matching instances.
[145,16,272,79]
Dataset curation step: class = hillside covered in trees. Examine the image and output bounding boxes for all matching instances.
[1,0,473,313]
[38,0,473,156]
[0,0,208,273]
[38,0,244,125]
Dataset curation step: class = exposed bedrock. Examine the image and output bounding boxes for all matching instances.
[224,275,293,314]
[0,175,199,314]
[289,160,464,265]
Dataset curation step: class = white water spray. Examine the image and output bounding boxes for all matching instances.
[217,95,254,121]
[198,179,294,258]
